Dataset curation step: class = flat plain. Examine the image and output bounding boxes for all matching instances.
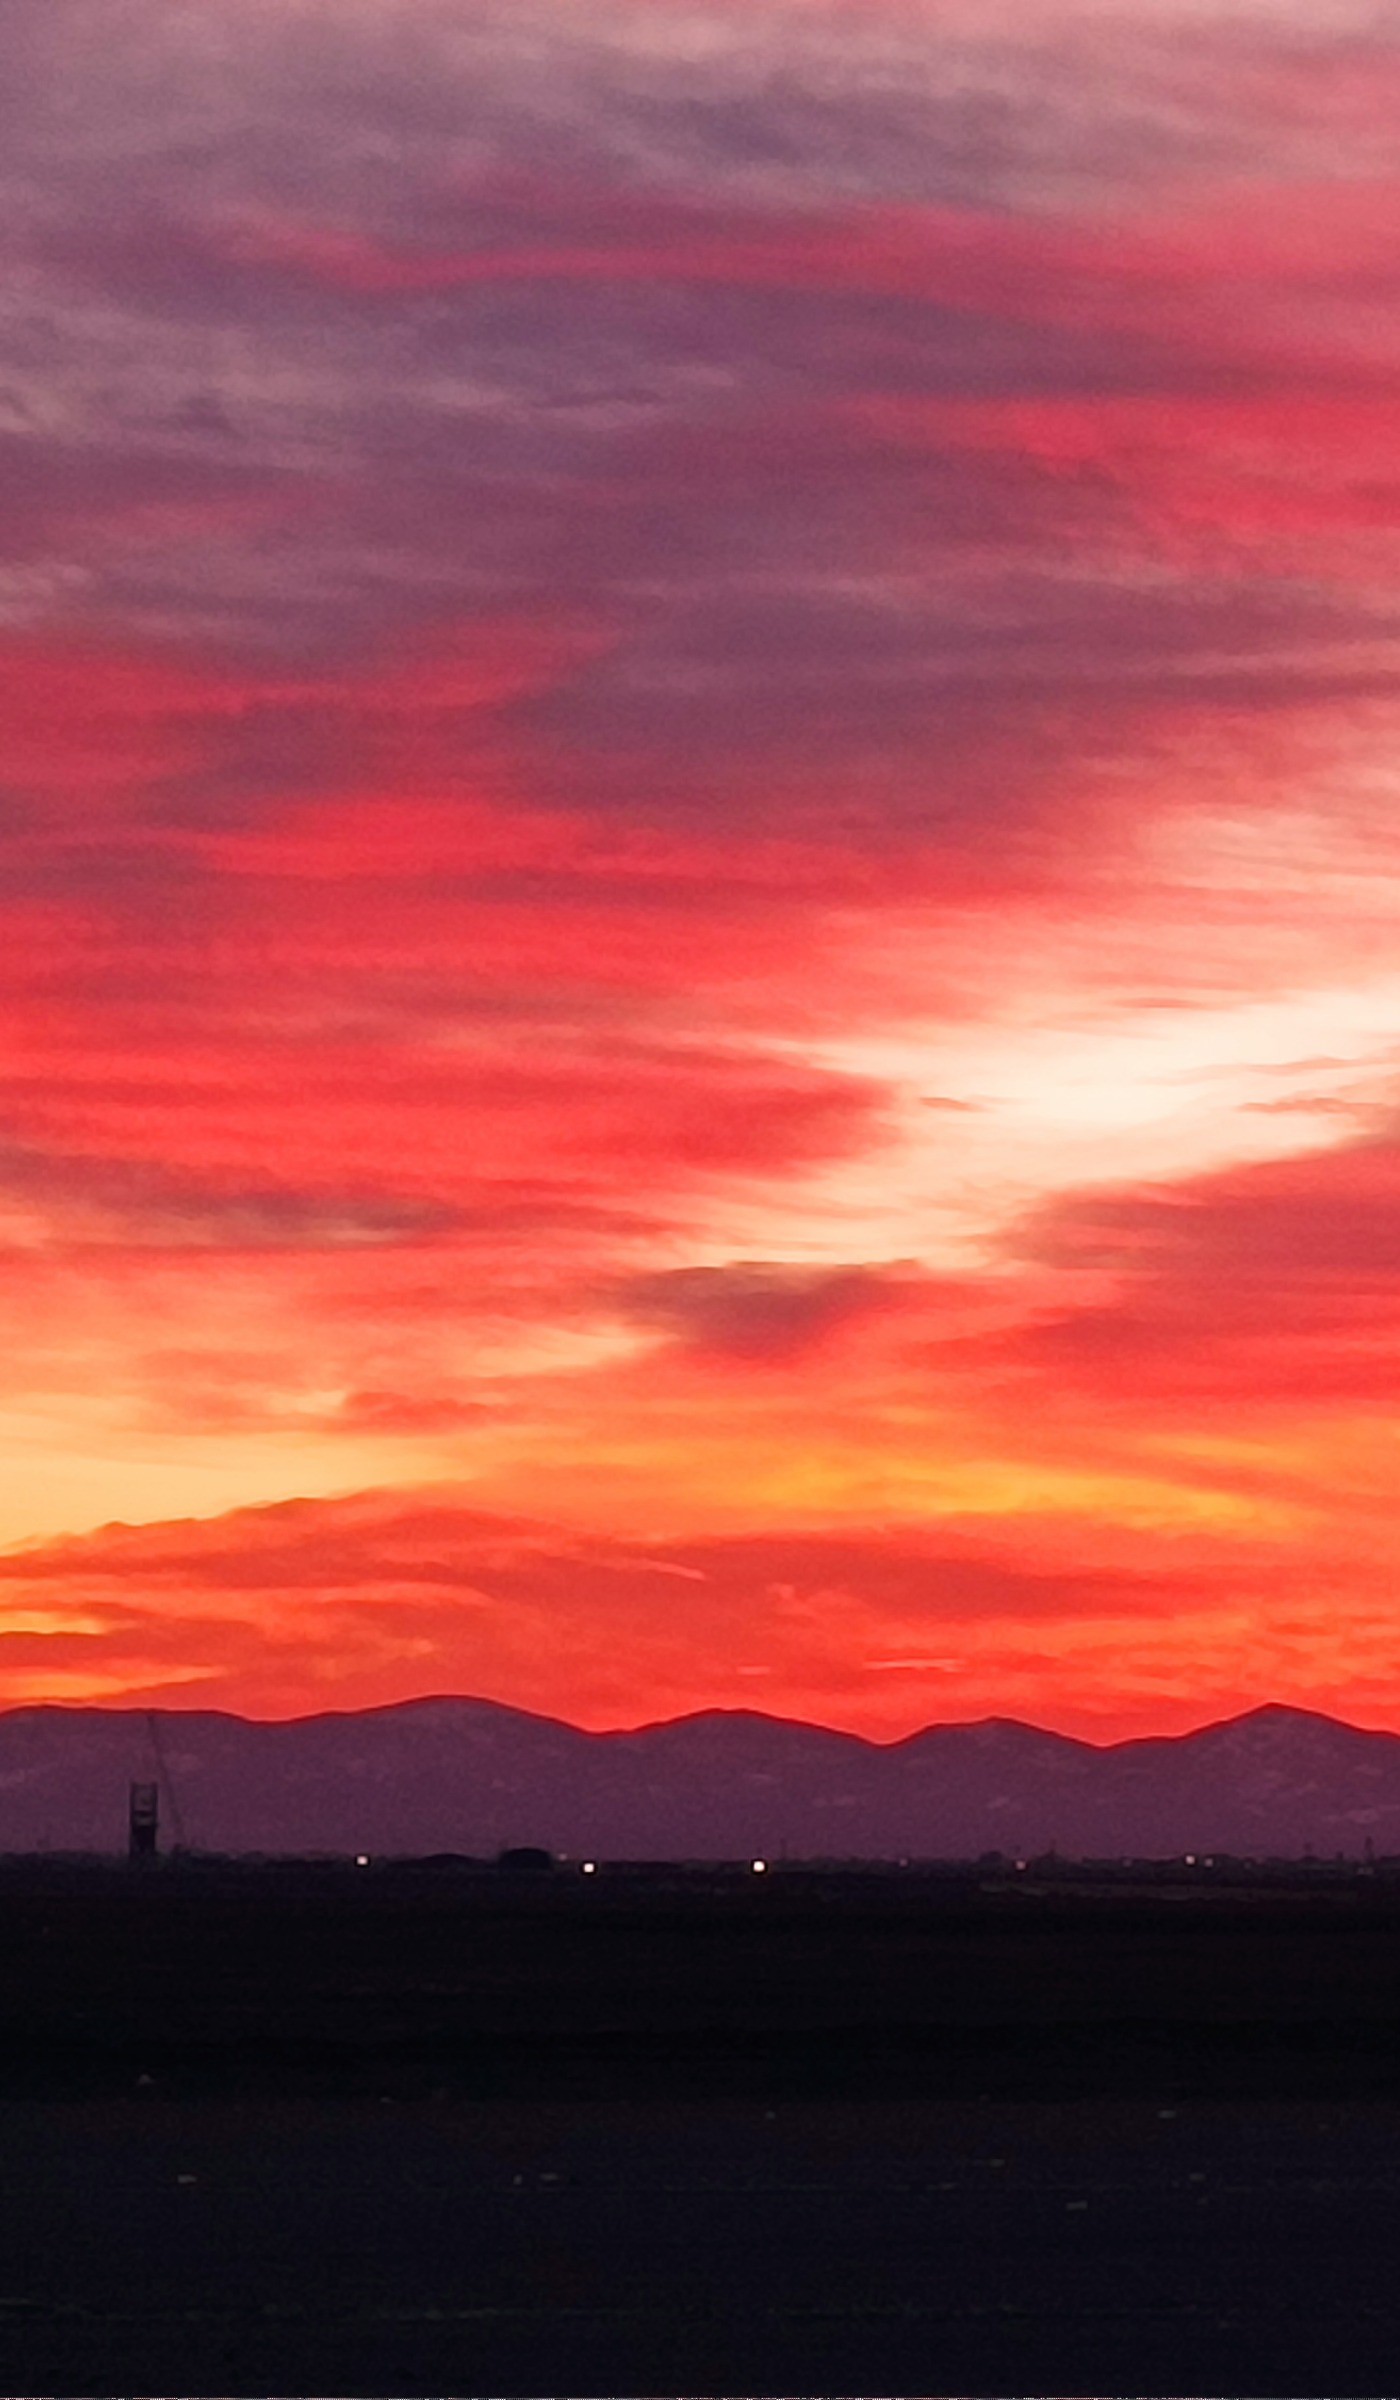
[1,1861,1399,2394]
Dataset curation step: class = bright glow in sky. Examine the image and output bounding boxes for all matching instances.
[3,0,1400,1739]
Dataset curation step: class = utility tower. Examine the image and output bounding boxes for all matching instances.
[128,1780,158,1862]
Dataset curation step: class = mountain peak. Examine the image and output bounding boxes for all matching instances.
[1191,1702,1372,1746]
[891,1715,1089,1755]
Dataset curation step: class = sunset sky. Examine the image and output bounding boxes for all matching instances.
[4,0,1400,1737]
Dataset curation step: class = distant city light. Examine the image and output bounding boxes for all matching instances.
[751,1858,768,1874]
[1184,1853,1197,1866]
[355,1853,370,1868]
[581,1860,597,1875]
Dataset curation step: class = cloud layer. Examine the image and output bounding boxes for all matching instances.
[3,0,1400,1733]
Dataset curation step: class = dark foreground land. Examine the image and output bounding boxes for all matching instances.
[3,1859,1400,2394]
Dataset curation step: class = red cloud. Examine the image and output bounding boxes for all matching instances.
[994,1137,1400,1419]
[0,637,257,805]
[0,1489,1311,1735]
[0,1038,885,1252]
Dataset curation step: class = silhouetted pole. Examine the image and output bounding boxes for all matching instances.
[128,1780,158,1863]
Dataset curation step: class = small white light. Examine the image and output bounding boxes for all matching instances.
[581,1861,597,1875]
[355,1853,370,1868]
[1184,1853,1197,1867]
[751,1858,768,1874]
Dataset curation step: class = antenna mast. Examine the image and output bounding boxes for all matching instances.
[145,1710,188,1852]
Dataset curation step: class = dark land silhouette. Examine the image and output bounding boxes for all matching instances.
[5,1693,1400,1859]
[1,1853,1400,2390]
[4,1699,1400,2392]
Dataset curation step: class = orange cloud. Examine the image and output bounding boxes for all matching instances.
[2,1485,1396,1742]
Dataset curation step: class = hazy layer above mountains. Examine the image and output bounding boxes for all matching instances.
[0,1697,1396,1859]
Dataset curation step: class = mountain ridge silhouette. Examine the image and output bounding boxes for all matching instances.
[0,1695,1396,1857]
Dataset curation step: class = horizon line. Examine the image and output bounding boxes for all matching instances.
[0,1692,1389,1751]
